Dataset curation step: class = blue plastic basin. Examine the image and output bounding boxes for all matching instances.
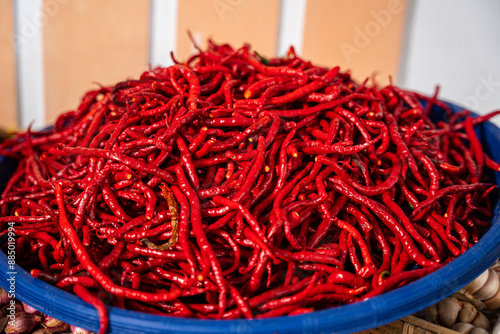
[1,100,500,334]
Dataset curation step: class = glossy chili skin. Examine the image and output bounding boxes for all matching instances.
[0,40,498,326]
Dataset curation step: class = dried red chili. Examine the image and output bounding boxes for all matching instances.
[0,40,499,331]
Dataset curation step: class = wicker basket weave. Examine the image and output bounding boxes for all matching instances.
[357,316,460,334]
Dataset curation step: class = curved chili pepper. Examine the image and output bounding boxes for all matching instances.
[329,176,438,267]
[411,183,493,221]
[55,183,182,302]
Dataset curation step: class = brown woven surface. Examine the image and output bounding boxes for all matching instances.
[357,316,460,334]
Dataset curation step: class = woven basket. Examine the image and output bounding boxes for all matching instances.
[357,316,460,334]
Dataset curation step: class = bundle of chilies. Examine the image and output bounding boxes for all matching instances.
[1,41,500,334]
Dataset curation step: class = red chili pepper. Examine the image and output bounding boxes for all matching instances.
[381,191,440,262]
[55,183,181,301]
[411,183,493,221]
[175,166,229,317]
[73,284,109,334]
[364,265,442,299]
[329,176,438,268]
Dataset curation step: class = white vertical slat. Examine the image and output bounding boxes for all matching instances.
[13,0,45,129]
[150,0,178,67]
[395,0,416,91]
[277,0,307,57]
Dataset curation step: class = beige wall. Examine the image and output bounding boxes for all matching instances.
[303,0,407,85]
[43,0,150,124]
[176,0,281,61]
[0,0,18,130]
[0,0,408,130]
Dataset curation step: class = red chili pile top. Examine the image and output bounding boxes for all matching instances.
[1,41,500,333]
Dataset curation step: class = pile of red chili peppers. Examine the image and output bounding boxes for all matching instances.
[1,41,500,334]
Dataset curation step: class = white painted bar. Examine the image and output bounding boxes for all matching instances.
[13,0,45,129]
[277,0,307,57]
[150,0,179,68]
